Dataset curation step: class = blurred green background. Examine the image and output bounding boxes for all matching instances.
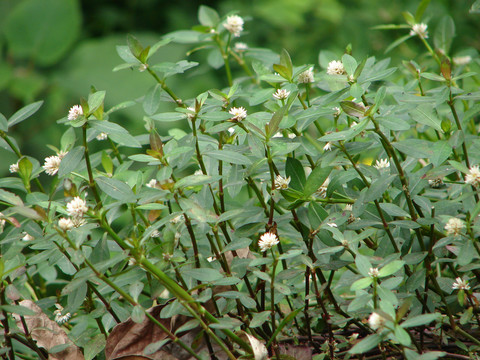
[0,0,478,176]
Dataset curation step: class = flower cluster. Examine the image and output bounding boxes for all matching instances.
[66,196,88,219]
[96,132,108,140]
[368,312,386,331]
[273,89,290,100]
[298,67,314,83]
[327,60,346,75]
[234,42,248,52]
[67,105,83,121]
[9,162,19,173]
[444,217,464,236]
[374,158,390,170]
[368,267,380,278]
[452,277,470,291]
[410,23,428,39]
[229,107,247,121]
[53,304,71,325]
[273,175,290,190]
[465,165,480,188]
[258,232,279,252]
[224,15,244,37]
[315,177,330,198]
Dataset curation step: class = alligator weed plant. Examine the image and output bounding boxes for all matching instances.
[1,3,480,360]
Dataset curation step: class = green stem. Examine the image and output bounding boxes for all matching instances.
[82,124,101,204]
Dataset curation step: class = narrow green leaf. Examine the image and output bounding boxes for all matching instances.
[415,0,431,22]
[0,304,36,316]
[434,16,455,55]
[340,101,366,118]
[401,313,440,328]
[198,5,220,27]
[394,324,411,346]
[304,166,332,197]
[349,334,382,354]
[342,54,357,76]
[127,34,143,58]
[350,277,373,291]
[206,150,251,165]
[58,146,84,177]
[0,113,8,131]
[95,176,136,203]
[8,101,43,127]
[182,268,223,282]
[0,189,23,206]
[355,255,373,277]
[285,157,306,191]
[267,106,286,136]
[280,48,293,79]
[307,202,328,229]
[364,175,396,203]
[266,306,304,347]
[379,260,405,278]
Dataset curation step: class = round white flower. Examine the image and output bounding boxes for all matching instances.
[96,132,108,141]
[273,175,290,190]
[298,67,314,83]
[444,217,464,236]
[345,204,353,211]
[224,15,244,37]
[66,196,88,219]
[368,312,386,331]
[453,56,472,66]
[67,105,83,121]
[186,106,196,120]
[9,162,19,173]
[54,304,71,325]
[327,60,346,75]
[22,232,34,241]
[327,223,337,228]
[410,23,428,39]
[273,89,290,100]
[333,107,341,117]
[146,179,159,188]
[43,155,62,176]
[452,277,470,291]
[229,107,247,121]
[58,218,74,231]
[258,232,279,252]
[0,213,5,233]
[234,42,248,52]
[194,169,204,176]
[368,267,380,278]
[315,177,330,198]
[323,142,332,151]
[465,165,480,188]
[374,158,390,170]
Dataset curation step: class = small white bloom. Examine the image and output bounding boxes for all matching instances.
[323,142,332,151]
[66,196,88,219]
[374,158,390,170]
[186,106,196,120]
[258,232,279,252]
[174,232,181,242]
[0,213,5,233]
[9,162,19,173]
[151,230,161,238]
[228,127,235,135]
[444,217,464,236]
[43,155,62,176]
[273,89,291,100]
[298,67,314,83]
[163,253,172,261]
[453,56,472,66]
[428,178,444,188]
[368,312,386,331]
[234,42,248,52]
[273,175,290,190]
[410,23,428,39]
[287,133,296,139]
[224,15,244,37]
[22,232,34,241]
[368,267,380,278]
[229,107,247,121]
[315,177,330,198]
[327,60,346,75]
[465,165,480,188]
[58,218,74,231]
[54,304,71,325]
[67,105,83,121]
[452,277,471,291]
[333,107,341,117]
[207,256,216,262]
[139,63,148,72]
[96,132,108,140]
[194,169,204,176]
[146,179,159,188]
[327,223,337,228]
[345,204,353,211]
[170,215,183,224]
[341,239,349,247]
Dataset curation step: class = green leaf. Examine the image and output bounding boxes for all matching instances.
[143,84,162,115]
[0,114,7,131]
[4,0,80,66]
[89,120,141,148]
[266,306,304,347]
[249,311,271,328]
[401,313,440,328]
[349,334,382,354]
[7,101,43,127]
[87,91,106,114]
[434,16,455,55]
[394,324,411,346]
[415,0,431,22]
[18,157,33,183]
[83,334,106,360]
[342,54,357,76]
[307,202,328,229]
[127,34,143,58]
[379,260,404,278]
[417,352,447,360]
[182,268,223,282]
[410,105,443,132]
[95,176,136,203]
[58,146,84,177]
[0,304,36,316]
[131,305,145,323]
[285,157,306,192]
[355,255,373,277]
[364,175,395,203]
[198,5,220,27]
[206,150,251,165]
[0,189,23,206]
[340,100,366,118]
[174,174,221,189]
[151,112,187,122]
[267,106,286,136]
[385,34,411,54]
[304,166,332,197]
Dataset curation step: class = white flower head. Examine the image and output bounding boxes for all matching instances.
[54,304,71,325]
[150,230,161,238]
[139,63,148,72]
[345,204,353,211]
[333,107,341,117]
[43,155,62,176]
[323,142,332,151]
[234,42,248,52]
[368,267,380,278]
[453,56,472,66]
[298,67,314,84]
[368,312,386,331]
[224,15,244,37]
[428,177,444,188]
[0,213,5,233]
[258,232,279,252]
[22,232,34,241]
[228,127,235,136]
[273,175,290,190]
[465,165,480,188]
[174,231,181,242]
[66,196,88,219]
[452,277,470,291]
[146,179,159,189]
[273,89,290,100]
[207,256,216,262]
[327,223,337,228]
[194,169,204,176]
[229,106,247,121]
[288,133,296,139]
[327,60,346,75]
[374,158,390,170]
[410,23,428,39]
[170,214,184,224]
[67,105,83,121]
[96,132,108,141]
[186,106,196,120]
[58,218,74,231]
[445,217,464,236]
[9,162,19,173]
[315,177,330,198]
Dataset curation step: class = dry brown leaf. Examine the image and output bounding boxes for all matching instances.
[13,300,84,360]
[279,343,313,360]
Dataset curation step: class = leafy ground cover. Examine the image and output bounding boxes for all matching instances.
[1,2,480,359]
